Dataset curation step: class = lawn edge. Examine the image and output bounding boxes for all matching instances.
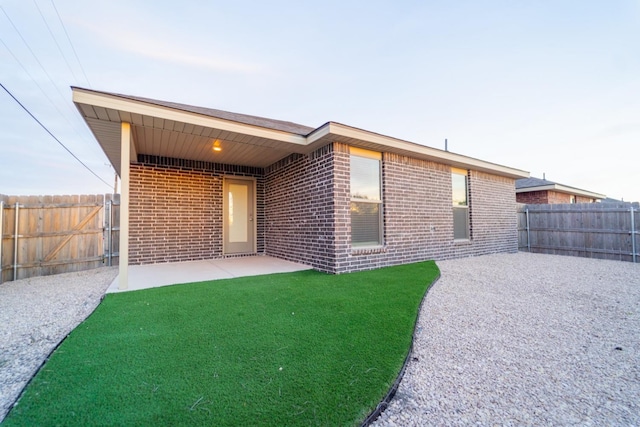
[360,271,442,427]
[2,293,109,423]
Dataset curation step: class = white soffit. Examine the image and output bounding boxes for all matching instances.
[73,89,307,146]
[73,88,529,179]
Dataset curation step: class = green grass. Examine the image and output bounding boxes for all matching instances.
[3,261,439,427]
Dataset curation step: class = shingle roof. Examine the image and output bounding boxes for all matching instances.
[516,176,605,199]
[515,177,555,189]
[80,89,316,136]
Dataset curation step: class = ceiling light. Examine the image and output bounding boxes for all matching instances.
[212,139,222,152]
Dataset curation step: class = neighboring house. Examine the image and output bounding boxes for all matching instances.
[516,177,605,204]
[72,87,529,289]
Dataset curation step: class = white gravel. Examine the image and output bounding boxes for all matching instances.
[372,252,640,426]
[0,267,117,422]
[1,254,639,425]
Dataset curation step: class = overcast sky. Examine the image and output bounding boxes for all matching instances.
[1,0,639,201]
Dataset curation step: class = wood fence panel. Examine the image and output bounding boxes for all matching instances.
[0,194,120,283]
[517,203,639,263]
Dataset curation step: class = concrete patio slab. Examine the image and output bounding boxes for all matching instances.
[106,256,312,293]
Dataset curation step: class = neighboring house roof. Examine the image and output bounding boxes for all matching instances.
[516,177,605,200]
[72,87,529,179]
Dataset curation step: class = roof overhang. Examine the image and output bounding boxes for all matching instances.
[306,122,528,179]
[516,184,605,199]
[73,87,529,179]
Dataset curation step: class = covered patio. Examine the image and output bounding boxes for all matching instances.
[72,86,528,287]
[106,255,311,293]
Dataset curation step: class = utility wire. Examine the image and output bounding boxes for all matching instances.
[33,0,80,83]
[0,5,79,119]
[0,35,105,160]
[1,82,112,189]
[1,4,103,159]
[50,0,91,88]
[0,36,63,120]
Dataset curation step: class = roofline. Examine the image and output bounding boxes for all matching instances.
[516,184,605,199]
[72,87,308,146]
[73,87,529,179]
[309,122,529,179]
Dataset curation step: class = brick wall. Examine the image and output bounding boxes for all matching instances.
[517,190,549,204]
[517,190,595,204]
[264,144,347,273]
[334,152,518,273]
[128,156,264,265]
[127,149,518,273]
[466,170,519,255]
[547,190,573,204]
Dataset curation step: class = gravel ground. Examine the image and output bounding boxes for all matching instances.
[0,267,117,422]
[372,252,640,426]
[1,254,638,425]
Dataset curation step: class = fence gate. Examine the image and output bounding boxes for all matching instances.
[0,194,120,283]
[517,203,638,263]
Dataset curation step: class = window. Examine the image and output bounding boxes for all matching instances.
[570,195,576,204]
[452,168,469,240]
[350,147,382,247]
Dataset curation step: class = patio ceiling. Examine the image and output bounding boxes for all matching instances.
[72,87,529,179]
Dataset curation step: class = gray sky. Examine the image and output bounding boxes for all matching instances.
[1,0,639,201]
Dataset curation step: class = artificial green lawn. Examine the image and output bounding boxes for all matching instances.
[3,261,439,426]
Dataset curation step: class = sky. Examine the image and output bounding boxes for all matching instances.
[1,0,639,201]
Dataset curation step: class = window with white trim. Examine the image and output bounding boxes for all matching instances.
[350,147,382,247]
[452,168,469,240]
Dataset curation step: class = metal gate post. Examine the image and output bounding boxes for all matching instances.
[526,208,531,252]
[631,206,637,264]
[107,199,113,267]
[0,200,4,284]
[13,203,19,280]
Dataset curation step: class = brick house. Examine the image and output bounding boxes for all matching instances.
[516,177,605,204]
[73,88,529,289]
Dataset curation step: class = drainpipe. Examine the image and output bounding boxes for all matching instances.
[525,208,531,252]
[632,206,637,264]
[13,203,19,281]
[0,200,3,284]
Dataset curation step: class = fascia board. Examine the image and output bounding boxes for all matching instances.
[516,185,557,193]
[72,88,307,146]
[517,184,605,199]
[553,184,606,199]
[322,122,529,179]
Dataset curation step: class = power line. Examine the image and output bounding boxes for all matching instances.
[50,0,91,88]
[0,4,104,160]
[0,35,105,161]
[1,82,112,189]
[33,0,80,83]
[0,5,79,119]
[0,36,64,120]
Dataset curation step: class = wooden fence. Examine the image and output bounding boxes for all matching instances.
[0,194,120,283]
[517,203,639,263]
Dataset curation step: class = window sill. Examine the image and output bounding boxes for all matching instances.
[453,239,471,245]
[351,245,386,255]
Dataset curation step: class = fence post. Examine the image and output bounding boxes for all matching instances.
[0,200,3,284]
[632,206,637,264]
[13,203,19,281]
[107,199,113,267]
[525,208,531,252]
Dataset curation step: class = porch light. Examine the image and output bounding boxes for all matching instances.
[212,139,222,152]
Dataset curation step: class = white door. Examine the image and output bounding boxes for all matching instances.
[223,178,255,254]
